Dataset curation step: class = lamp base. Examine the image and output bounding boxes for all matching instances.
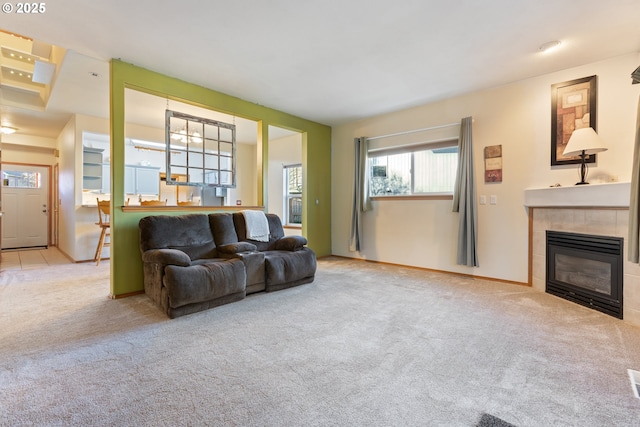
[575,150,589,186]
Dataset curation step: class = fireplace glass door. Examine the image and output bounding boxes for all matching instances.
[554,253,611,295]
[546,231,623,318]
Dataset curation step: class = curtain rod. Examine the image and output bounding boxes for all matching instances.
[367,122,460,141]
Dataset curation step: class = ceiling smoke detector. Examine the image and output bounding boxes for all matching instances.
[539,40,561,53]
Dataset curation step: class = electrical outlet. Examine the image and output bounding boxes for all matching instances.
[479,195,486,205]
[490,195,497,205]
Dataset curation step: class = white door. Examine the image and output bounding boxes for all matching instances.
[1,165,49,249]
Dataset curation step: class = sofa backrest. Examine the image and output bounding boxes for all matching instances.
[139,214,217,260]
[232,212,285,251]
[208,213,239,245]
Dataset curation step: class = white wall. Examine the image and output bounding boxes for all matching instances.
[57,116,77,259]
[228,143,257,207]
[332,53,640,283]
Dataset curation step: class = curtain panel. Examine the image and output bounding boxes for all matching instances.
[349,137,372,252]
[629,96,640,263]
[452,117,479,267]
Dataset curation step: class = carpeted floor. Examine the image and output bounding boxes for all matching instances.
[1,257,640,426]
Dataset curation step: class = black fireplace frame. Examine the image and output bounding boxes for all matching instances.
[546,230,623,319]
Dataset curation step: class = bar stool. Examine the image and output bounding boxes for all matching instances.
[94,199,110,266]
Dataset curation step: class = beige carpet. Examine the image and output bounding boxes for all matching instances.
[1,257,640,426]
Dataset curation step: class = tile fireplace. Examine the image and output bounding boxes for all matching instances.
[525,182,640,327]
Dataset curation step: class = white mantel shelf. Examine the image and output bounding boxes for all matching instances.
[524,182,631,208]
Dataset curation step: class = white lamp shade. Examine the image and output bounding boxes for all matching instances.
[563,127,608,156]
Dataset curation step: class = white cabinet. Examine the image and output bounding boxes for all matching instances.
[83,147,103,191]
[125,165,160,195]
[136,167,160,195]
[124,166,135,195]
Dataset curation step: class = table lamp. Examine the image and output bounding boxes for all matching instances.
[562,127,607,185]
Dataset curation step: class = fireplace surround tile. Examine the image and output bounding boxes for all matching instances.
[532,254,545,291]
[547,209,572,231]
[616,210,629,236]
[577,210,617,236]
[624,247,640,277]
[625,307,640,327]
[625,273,640,300]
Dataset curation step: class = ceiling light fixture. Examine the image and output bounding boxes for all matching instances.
[539,40,561,53]
[0,126,18,135]
[170,128,202,144]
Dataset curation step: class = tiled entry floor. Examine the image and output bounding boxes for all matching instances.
[0,247,72,271]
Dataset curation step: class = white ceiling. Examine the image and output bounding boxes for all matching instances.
[1,0,639,140]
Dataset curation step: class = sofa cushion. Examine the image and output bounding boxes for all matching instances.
[217,242,257,255]
[232,212,285,251]
[263,248,317,286]
[209,213,239,245]
[139,214,217,260]
[142,248,192,266]
[171,241,217,261]
[163,259,246,308]
[273,235,308,251]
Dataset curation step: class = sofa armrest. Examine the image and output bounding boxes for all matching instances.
[142,248,192,266]
[217,242,258,255]
[273,235,308,251]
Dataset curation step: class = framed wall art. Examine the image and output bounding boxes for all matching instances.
[550,75,597,166]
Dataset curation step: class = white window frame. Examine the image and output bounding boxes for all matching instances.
[368,138,459,199]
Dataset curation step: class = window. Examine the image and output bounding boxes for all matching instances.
[166,110,236,188]
[2,170,41,188]
[369,140,458,197]
[284,164,302,225]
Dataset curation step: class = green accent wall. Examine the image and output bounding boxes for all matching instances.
[109,60,331,297]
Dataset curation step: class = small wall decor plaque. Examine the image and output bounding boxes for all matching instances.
[484,144,502,183]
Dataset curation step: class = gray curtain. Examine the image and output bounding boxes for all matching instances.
[349,137,372,252]
[452,117,479,267]
[628,96,640,263]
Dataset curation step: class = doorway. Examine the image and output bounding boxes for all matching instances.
[1,164,50,249]
[267,126,303,236]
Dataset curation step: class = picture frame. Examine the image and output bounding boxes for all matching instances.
[550,75,597,166]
